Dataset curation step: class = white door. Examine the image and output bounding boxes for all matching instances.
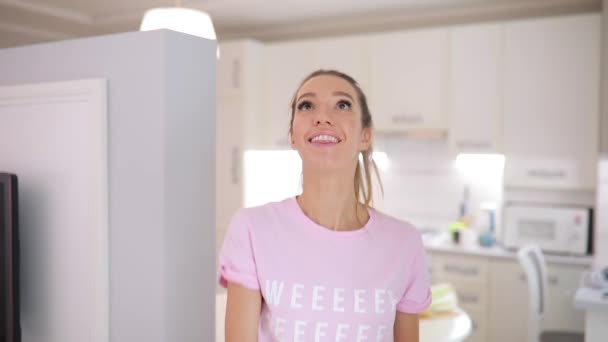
[0,79,109,342]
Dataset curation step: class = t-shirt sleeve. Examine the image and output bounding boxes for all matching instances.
[217,209,260,290]
[396,232,432,314]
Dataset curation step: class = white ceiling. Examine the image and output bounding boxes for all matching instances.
[0,0,601,48]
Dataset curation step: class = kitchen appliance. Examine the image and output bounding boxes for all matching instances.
[503,203,592,256]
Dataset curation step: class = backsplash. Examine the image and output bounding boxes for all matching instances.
[243,136,505,235]
[373,136,503,234]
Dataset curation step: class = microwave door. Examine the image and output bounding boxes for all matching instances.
[516,218,565,253]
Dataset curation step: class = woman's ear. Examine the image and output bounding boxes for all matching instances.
[359,127,372,151]
[289,130,295,148]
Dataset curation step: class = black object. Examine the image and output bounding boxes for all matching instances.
[0,173,20,342]
[452,230,461,244]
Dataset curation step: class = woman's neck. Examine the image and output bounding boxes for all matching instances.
[296,168,369,231]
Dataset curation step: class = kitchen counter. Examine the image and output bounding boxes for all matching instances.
[423,232,593,267]
[574,287,608,342]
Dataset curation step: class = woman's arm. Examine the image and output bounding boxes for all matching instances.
[394,311,419,342]
[225,281,262,342]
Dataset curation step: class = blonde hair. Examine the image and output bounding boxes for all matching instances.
[289,69,383,207]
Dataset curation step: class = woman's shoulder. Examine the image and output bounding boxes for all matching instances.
[371,208,423,241]
[229,197,293,227]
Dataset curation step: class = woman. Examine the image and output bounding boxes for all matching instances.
[218,70,431,341]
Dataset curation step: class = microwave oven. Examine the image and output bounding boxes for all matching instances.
[503,203,592,256]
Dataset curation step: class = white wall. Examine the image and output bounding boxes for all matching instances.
[594,0,608,268]
[602,0,608,154]
[0,30,216,342]
[596,157,608,268]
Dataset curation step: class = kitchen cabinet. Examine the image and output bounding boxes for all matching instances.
[217,42,243,97]
[489,258,588,341]
[502,13,601,189]
[216,40,263,256]
[545,264,587,332]
[447,23,503,154]
[216,97,244,257]
[262,36,371,149]
[263,40,318,149]
[430,250,588,342]
[369,28,448,132]
[217,40,263,98]
[312,35,371,92]
[430,253,489,342]
[488,259,529,342]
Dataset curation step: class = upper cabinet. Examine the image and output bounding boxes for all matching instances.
[502,14,601,189]
[217,41,251,97]
[369,28,448,132]
[313,35,371,91]
[262,40,318,149]
[215,40,263,256]
[448,23,504,154]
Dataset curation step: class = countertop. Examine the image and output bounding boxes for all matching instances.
[574,287,608,312]
[423,232,594,267]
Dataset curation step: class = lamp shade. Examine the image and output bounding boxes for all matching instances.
[140,7,216,40]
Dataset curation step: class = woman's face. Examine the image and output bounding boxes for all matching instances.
[290,75,372,171]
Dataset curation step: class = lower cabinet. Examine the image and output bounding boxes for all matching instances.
[488,259,529,342]
[429,251,588,342]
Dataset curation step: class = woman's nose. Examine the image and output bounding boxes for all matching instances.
[313,107,333,126]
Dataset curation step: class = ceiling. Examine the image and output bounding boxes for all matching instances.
[0,0,601,48]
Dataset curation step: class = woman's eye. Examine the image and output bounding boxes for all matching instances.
[337,100,352,110]
[297,101,313,111]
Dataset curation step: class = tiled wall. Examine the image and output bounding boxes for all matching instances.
[244,136,504,236]
[374,137,503,235]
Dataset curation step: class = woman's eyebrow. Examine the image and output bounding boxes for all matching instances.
[296,92,316,102]
[333,91,355,102]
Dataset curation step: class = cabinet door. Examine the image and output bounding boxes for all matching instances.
[434,254,489,282]
[313,35,371,92]
[217,42,243,97]
[370,28,448,132]
[263,41,318,149]
[503,14,600,189]
[489,259,529,342]
[465,308,488,342]
[544,264,588,332]
[448,23,503,154]
[216,97,244,257]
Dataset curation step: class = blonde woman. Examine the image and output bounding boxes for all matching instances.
[218,70,431,341]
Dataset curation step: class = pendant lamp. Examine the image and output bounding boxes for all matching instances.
[140,4,219,57]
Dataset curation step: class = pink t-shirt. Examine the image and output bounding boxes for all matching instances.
[218,196,431,342]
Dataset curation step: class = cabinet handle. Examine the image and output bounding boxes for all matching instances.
[231,146,240,185]
[456,140,492,150]
[518,273,527,282]
[548,275,559,286]
[459,293,479,304]
[520,273,559,286]
[232,59,240,90]
[391,114,423,125]
[527,168,566,179]
[443,264,479,277]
